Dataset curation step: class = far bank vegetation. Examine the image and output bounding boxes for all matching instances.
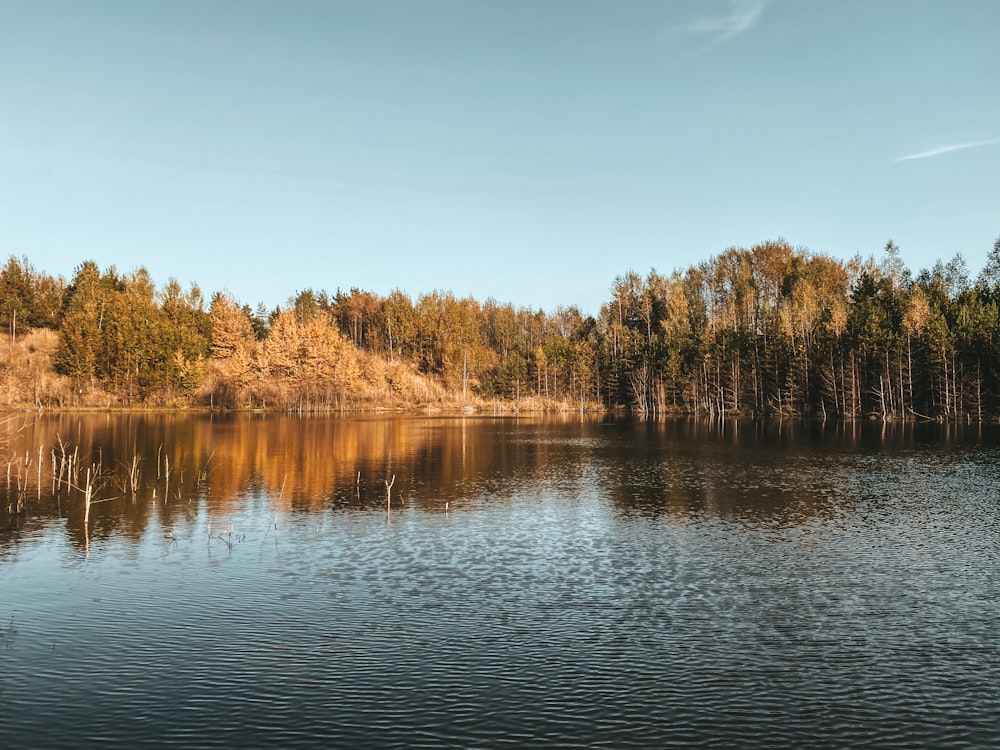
[3,236,1000,419]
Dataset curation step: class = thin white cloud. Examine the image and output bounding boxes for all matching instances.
[895,140,998,162]
[687,0,769,43]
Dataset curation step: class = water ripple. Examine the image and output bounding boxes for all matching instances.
[2,423,1000,748]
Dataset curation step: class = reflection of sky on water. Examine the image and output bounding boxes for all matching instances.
[1,415,999,748]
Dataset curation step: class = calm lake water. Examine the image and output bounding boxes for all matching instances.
[1,414,999,748]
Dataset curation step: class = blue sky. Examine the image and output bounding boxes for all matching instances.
[2,0,998,315]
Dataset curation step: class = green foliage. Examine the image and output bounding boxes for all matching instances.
[12,235,1000,417]
[0,255,64,334]
[55,262,210,401]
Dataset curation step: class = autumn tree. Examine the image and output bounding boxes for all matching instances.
[261,309,361,407]
[382,290,417,362]
[209,292,258,406]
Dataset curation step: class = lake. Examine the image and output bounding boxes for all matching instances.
[1,413,999,748]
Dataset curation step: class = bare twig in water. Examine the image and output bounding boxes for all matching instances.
[214,519,241,551]
[385,474,395,517]
[128,454,141,499]
[112,455,142,502]
[263,477,286,546]
[198,451,214,484]
[66,463,117,525]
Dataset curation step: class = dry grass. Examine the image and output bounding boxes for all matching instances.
[0,329,125,409]
[0,328,604,413]
[0,329,66,407]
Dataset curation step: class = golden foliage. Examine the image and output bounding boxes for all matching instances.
[903,288,931,336]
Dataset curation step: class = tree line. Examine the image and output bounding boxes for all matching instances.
[2,236,1000,418]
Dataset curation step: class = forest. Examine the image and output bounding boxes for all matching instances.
[2,237,1000,420]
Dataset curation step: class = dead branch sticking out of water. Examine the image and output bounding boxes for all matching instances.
[55,454,115,526]
[53,435,71,491]
[385,474,395,520]
[79,465,102,525]
[53,439,82,491]
[127,454,141,499]
[112,454,142,502]
[213,519,244,551]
